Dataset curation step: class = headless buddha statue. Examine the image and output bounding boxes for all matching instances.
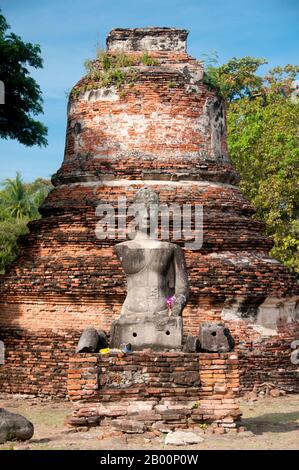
[110,187,189,351]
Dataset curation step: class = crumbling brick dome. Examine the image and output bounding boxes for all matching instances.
[0,27,298,397]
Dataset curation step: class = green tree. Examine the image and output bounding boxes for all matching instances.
[25,177,53,218]
[0,171,34,220]
[204,56,267,102]
[0,173,52,274]
[0,218,28,274]
[204,57,299,273]
[0,9,47,146]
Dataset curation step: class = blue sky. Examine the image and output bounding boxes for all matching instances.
[0,0,298,181]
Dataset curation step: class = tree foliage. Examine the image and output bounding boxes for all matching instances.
[204,56,267,102]
[204,56,299,273]
[0,174,52,274]
[0,9,47,146]
[0,218,28,275]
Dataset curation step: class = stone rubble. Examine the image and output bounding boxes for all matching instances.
[165,430,204,446]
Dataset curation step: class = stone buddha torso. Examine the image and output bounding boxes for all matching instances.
[115,239,186,318]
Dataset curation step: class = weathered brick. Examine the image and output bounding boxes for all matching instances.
[0,27,298,402]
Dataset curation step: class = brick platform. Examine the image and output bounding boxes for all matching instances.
[66,352,242,433]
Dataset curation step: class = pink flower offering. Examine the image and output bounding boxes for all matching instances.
[166,296,176,309]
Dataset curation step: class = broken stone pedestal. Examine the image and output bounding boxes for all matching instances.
[110,313,183,351]
[199,322,234,353]
[76,327,108,353]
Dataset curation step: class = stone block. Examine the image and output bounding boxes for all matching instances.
[112,419,146,434]
[127,401,157,414]
[76,327,107,353]
[183,336,200,353]
[111,315,183,351]
[0,409,34,444]
[199,323,235,353]
[165,430,204,446]
[173,371,200,386]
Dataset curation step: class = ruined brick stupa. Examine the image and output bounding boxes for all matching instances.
[0,28,298,397]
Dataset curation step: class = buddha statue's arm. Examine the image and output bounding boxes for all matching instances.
[171,245,189,316]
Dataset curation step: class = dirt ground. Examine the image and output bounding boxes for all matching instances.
[0,394,298,450]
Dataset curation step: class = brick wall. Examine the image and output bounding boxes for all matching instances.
[238,322,299,393]
[0,323,297,398]
[0,328,78,398]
